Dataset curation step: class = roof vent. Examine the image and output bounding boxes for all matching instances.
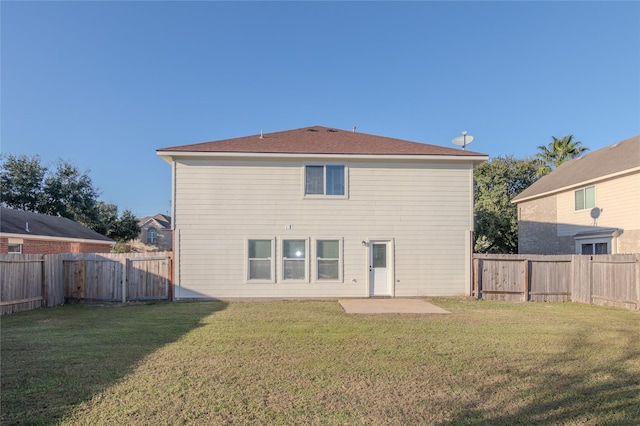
[25,222,30,233]
[307,128,319,132]
[352,126,356,133]
[259,129,264,139]
[327,128,338,133]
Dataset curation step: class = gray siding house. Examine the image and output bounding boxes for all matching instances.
[512,135,640,255]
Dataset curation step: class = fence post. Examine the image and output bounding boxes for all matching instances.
[589,255,594,304]
[523,259,529,302]
[121,258,128,303]
[636,255,640,310]
[41,256,46,308]
[472,257,478,298]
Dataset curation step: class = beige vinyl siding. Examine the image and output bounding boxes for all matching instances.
[173,157,474,298]
[557,173,640,236]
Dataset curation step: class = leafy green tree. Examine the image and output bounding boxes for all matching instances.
[40,160,100,227]
[536,135,589,177]
[1,155,140,242]
[474,156,539,253]
[0,154,47,211]
[111,209,140,242]
[93,201,119,236]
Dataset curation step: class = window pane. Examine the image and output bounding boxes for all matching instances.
[147,228,157,244]
[575,189,585,210]
[284,259,305,280]
[581,243,593,255]
[317,239,339,280]
[283,240,305,259]
[317,240,339,259]
[595,243,608,254]
[249,240,271,258]
[585,186,595,209]
[8,244,22,254]
[326,165,344,195]
[283,240,306,280]
[249,259,271,280]
[305,166,324,194]
[373,244,386,268]
[317,260,339,280]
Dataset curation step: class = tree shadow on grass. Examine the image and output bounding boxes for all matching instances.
[0,300,227,425]
[448,327,640,425]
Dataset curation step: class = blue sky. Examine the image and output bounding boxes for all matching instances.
[2,1,638,218]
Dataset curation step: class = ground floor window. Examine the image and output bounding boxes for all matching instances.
[581,242,608,255]
[316,239,341,281]
[282,239,308,281]
[245,237,342,283]
[8,243,22,254]
[575,235,612,255]
[7,238,23,254]
[247,239,274,281]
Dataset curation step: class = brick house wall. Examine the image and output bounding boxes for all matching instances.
[0,237,112,254]
[137,224,172,251]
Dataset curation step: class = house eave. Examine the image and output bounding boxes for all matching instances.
[512,167,640,204]
[157,150,488,164]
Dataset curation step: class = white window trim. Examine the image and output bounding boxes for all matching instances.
[303,164,348,199]
[7,238,23,254]
[279,237,310,282]
[574,236,612,255]
[8,244,23,254]
[574,185,596,211]
[312,237,344,283]
[146,227,158,244]
[245,237,276,284]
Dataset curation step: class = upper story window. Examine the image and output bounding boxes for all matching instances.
[305,165,345,196]
[575,186,595,210]
[146,227,158,244]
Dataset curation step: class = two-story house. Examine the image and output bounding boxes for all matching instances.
[157,126,487,299]
[136,214,172,251]
[512,135,639,255]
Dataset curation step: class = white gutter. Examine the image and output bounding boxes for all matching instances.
[0,232,114,245]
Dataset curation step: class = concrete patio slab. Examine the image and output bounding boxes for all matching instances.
[339,298,451,314]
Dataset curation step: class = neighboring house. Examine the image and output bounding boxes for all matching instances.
[136,214,172,251]
[0,207,114,254]
[157,125,487,299]
[512,135,640,255]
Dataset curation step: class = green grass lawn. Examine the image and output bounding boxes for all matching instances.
[1,299,639,425]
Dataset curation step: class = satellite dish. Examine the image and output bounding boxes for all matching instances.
[452,131,474,150]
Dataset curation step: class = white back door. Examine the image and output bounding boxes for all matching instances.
[369,242,390,296]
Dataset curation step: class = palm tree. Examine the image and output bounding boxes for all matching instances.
[535,135,589,177]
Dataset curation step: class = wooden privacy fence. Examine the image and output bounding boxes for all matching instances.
[0,254,47,315]
[0,252,172,315]
[473,254,640,310]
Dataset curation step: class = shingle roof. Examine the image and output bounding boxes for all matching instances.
[0,207,114,243]
[157,126,487,157]
[512,135,640,203]
[139,214,171,229]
